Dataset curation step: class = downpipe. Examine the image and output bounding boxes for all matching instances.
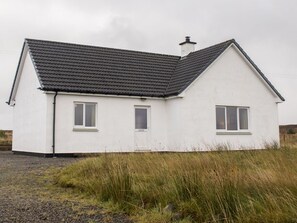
[52,92,58,158]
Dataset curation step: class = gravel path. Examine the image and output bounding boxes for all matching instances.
[0,151,132,223]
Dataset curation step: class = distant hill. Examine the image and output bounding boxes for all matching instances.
[280,125,297,134]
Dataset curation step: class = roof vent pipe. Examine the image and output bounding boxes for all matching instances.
[179,36,196,57]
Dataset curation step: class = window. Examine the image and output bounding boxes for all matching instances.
[216,106,249,131]
[216,107,226,129]
[227,107,237,130]
[74,103,96,128]
[75,104,83,126]
[239,108,248,130]
[135,108,148,130]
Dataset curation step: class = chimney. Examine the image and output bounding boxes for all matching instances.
[179,36,196,57]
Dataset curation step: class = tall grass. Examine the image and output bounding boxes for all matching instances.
[55,148,297,222]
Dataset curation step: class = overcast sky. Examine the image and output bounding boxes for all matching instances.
[0,0,296,129]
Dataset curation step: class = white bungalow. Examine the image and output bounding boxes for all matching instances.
[7,37,284,156]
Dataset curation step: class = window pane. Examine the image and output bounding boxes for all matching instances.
[85,104,96,127]
[135,108,147,129]
[227,107,238,130]
[216,107,226,129]
[239,108,248,130]
[75,104,83,126]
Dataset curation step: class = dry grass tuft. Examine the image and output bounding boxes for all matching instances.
[54,145,297,222]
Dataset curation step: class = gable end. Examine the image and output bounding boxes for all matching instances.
[232,41,285,102]
[176,40,285,102]
[7,41,44,105]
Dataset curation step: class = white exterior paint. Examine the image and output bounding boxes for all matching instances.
[43,94,168,154]
[181,43,196,57]
[11,45,282,154]
[12,51,48,153]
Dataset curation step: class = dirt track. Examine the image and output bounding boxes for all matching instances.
[0,151,132,223]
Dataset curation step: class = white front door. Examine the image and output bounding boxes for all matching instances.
[134,106,151,151]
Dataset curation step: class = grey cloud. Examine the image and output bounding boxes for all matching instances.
[0,0,296,129]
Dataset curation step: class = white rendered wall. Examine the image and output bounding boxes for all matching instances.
[166,45,280,151]
[12,52,47,153]
[45,94,167,154]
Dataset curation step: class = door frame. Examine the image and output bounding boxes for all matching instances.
[134,105,151,150]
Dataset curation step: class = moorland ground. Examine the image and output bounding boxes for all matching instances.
[1,131,296,223]
[0,151,132,223]
[54,135,297,222]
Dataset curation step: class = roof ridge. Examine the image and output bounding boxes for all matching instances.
[25,38,180,58]
[189,39,234,55]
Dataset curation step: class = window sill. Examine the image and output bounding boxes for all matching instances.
[216,131,252,135]
[73,128,98,132]
[135,129,148,132]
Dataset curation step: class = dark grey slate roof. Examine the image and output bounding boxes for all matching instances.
[26,39,180,97]
[8,38,285,102]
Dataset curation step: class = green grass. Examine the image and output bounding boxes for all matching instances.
[54,147,297,222]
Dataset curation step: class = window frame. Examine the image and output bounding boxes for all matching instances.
[216,105,250,133]
[134,106,150,132]
[73,102,97,130]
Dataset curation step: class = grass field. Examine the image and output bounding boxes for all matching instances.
[54,135,297,222]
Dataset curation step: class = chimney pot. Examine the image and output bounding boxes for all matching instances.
[179,36,196,57]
